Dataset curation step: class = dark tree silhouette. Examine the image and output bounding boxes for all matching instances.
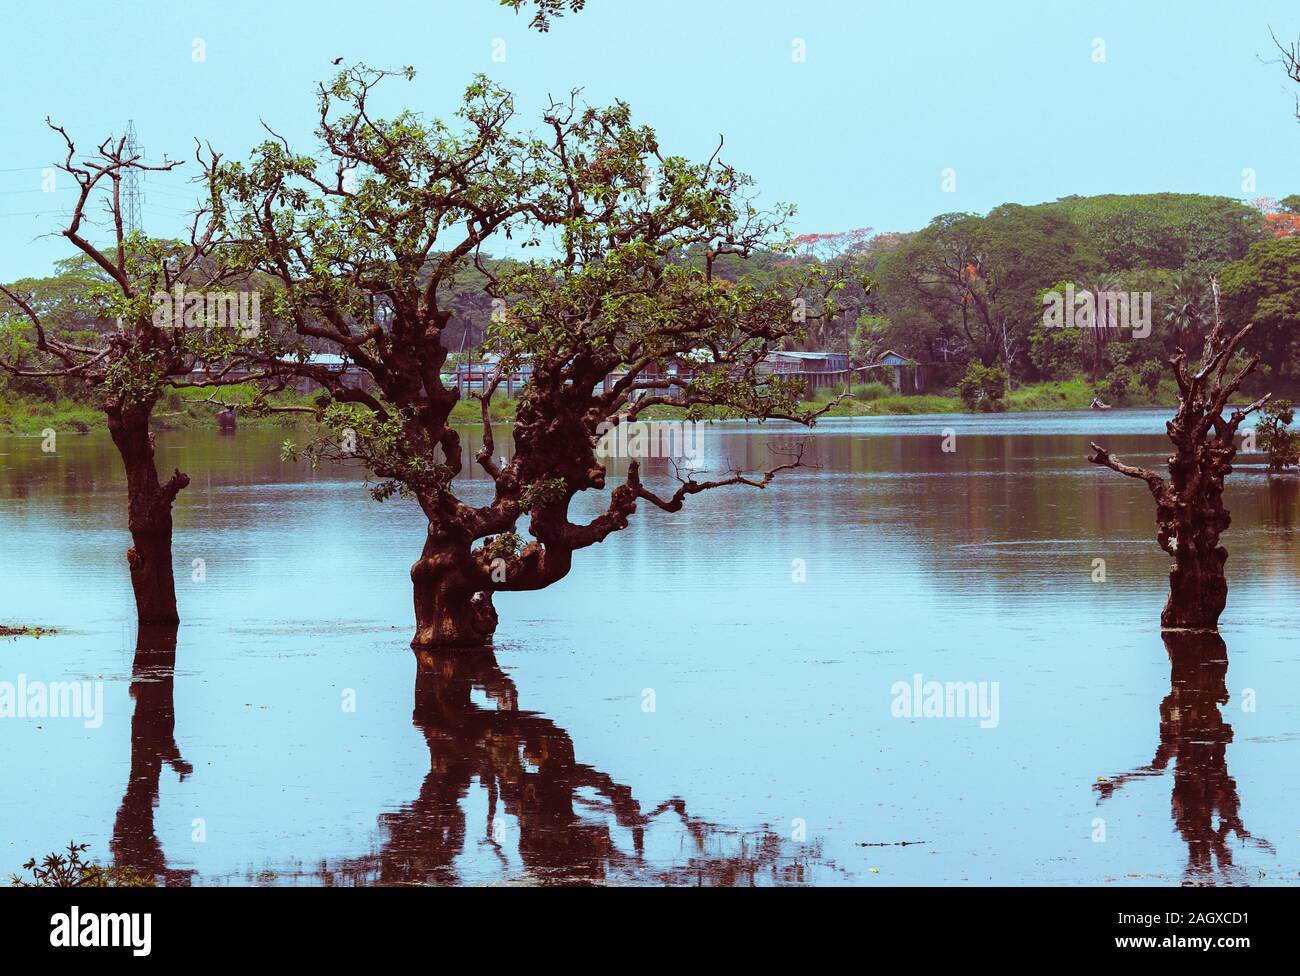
[110,624,195,887]
[1089,277,1269,629]
[329,647,825,886]
[1096,632,1273,884]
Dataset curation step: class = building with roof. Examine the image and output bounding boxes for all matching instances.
[870,350,930,394]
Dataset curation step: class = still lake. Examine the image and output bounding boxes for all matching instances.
[2,409,1297,886]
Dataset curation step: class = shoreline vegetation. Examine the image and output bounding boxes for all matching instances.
[0,376,1186,436]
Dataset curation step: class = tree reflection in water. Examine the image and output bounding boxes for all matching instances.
[343,647,828,886]
[1096,631,1273,885]
[110,623,195,887]
[106,638,828,886]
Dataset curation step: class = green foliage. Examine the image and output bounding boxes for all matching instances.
[874,205,1090,372]
[0,393,100,434]
[9,179,1283,431]
[1045,193,1264,271]
[1161,270,1211,340]
[483,531,524,560]
[0,232,278,416]
[10,842,154,888]
[861,194,1268,385]
[1006,378,1101,411]
[1137,360,1165,396]
[1218,237,1300,380]
[1029,325,1082,380]
[208,62,832,548]
[1099,364,1135,405]
[850,314,891,363]
[500,0,586,31]
[849,380,892,401]
[957,363,1008,412]
[1256,399,1300,470]
[519,477,569,511]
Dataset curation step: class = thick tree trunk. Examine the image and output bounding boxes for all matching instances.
[1162,546,1229,630]
[1158,449,1233,631]
[410,534,497,649]
[107,404,188,625]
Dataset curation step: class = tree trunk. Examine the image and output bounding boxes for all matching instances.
[107,403,188,625]
[1158,447,1234,631]
[410,534,498,649]
[1089,280,1266,633]
[1162,545,1229,630]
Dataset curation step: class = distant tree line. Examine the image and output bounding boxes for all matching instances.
[741,194,1298,403]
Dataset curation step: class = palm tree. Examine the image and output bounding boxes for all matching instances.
[1162,271,1210,352]
[1074,273,1123,379]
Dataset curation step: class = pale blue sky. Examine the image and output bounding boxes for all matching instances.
[2,0,1298,279]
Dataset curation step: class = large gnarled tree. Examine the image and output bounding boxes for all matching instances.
[212,67,834,648]
[1088,277,1269,630]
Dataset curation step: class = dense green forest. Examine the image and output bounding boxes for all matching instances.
[788,193,1297,398]
[4,191,1299,423]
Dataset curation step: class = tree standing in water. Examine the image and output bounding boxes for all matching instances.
[212,66,837,648]
[0,125,250,624]
[1088,277,1270,630]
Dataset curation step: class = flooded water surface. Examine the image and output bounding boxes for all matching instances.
[2,410,1297,885]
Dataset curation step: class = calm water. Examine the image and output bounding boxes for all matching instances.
[1,409,1297,886]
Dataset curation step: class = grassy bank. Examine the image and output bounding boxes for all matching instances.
[804,377,1182,418]
[1,376,1182,437]
[0,386,315,435]
[0,384,516,436]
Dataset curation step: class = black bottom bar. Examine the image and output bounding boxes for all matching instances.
[0,886,1280,961]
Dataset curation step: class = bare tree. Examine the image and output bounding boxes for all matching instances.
[1271,28,1300,121]
[0,124,245,624]
[1088,277,1269,629]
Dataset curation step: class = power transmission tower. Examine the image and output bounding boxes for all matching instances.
[122,120,144,235]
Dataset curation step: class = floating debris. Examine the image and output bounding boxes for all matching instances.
[0,625,57,639]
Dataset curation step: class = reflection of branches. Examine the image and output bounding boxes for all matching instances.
[1096,632,1272,885]
[327,647,827,886]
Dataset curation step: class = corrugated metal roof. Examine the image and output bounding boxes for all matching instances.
[768,350,845,361]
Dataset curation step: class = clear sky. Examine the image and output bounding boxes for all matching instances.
[2,0,1299,280]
